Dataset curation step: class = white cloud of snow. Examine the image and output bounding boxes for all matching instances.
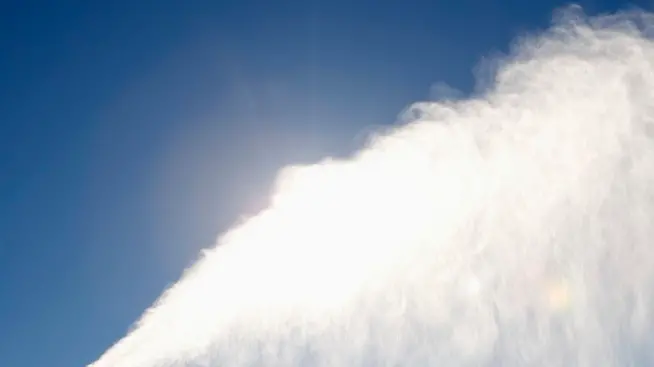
[91,6,654,366]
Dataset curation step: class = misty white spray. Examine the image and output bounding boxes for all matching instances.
[91,6,654,367]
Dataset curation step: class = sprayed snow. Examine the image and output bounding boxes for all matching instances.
[91,6,654,367]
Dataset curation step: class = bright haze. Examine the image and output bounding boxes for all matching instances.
[90,6,654,367]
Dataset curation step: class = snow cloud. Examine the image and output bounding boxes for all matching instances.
[91,6,654,366]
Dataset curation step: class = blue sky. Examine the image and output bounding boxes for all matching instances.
[0,1,650,366]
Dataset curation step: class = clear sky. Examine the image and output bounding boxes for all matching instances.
[1,1,651,366]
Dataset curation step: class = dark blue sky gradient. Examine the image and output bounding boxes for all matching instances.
[0,1,649,365]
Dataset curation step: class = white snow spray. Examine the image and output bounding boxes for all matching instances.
[91,6,654,367]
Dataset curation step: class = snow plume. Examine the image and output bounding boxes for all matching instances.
[91,6,654,367]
